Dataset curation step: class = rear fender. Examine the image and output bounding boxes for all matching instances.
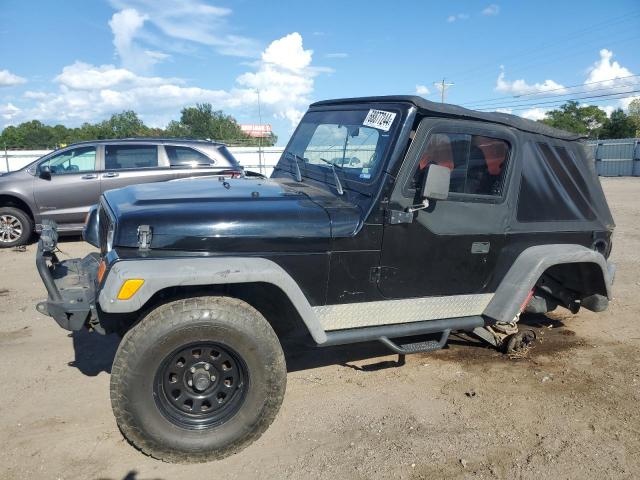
[484,244,614,324]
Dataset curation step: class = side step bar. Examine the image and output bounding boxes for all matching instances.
[320,316,485,354]
[379,329,450,354]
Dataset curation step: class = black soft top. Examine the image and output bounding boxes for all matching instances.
[311,95,582,141]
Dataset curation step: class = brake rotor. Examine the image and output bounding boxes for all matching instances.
[505,329,537,355]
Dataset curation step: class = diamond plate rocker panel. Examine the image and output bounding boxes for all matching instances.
[313,294,494,331]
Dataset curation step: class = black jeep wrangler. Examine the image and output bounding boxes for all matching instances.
[36,96,615,462]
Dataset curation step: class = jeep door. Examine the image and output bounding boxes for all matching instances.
[378,119,516,298]
[100,144,176,194]
[33,145,100,227]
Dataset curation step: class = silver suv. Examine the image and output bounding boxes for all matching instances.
[0,138,243,247]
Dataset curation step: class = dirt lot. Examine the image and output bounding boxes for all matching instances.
[0,177,639,480]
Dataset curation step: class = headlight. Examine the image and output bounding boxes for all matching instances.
[106,224,115,252]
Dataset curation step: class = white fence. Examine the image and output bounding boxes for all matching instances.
[1,150,51,173]
[1,147,285,177]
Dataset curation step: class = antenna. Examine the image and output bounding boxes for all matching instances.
[433,78,454,103]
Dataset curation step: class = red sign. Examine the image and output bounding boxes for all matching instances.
[240,124,272,138]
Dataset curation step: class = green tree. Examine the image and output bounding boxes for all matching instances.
[164,119,191,138]
[600,108,636,139]
[1,106,278,148]
[0,120,57,148]
[166,103,276,145]
[628,98,640,137]
[99,111,149,138]
[541,101,608,138]
[176,103,245,140]
[0,125,24,148]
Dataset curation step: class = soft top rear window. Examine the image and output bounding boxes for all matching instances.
[517,141,595,222]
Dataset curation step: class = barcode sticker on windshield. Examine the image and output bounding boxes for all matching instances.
[363,109,396,131]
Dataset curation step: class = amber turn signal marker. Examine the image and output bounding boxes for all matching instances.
[117,279,145,300]
[97,260,107,283]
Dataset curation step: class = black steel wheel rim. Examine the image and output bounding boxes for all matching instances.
[154,342,249,430]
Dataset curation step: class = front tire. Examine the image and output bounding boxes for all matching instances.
[0,207,32,247]
[110,296,287,462]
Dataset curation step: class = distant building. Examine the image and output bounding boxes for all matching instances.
[240,124,273,138]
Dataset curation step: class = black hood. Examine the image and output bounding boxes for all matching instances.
[104,176,363,252]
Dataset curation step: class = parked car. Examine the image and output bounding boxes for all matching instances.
[0,138,243,247]
[36,96,615,462]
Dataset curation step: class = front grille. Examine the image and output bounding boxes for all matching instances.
[98,205,112,255]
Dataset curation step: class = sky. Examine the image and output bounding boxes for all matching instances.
[0,0,638,144]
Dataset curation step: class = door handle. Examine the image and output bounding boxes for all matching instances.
[81,174,97,179]
[103,172,119,178]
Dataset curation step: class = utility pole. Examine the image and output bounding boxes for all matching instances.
[433,78,454,103]
[256,89,264,175]
[3,143,8,173]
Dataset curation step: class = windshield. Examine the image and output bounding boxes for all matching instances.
[278,109,399,189]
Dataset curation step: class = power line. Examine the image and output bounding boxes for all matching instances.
[475,89,640,112]
[465,84,640,111]
[446,10,640,86]
[495,94,640,112]
[454,31,640,88]
[462,74,640,107]
[476,90,640,111]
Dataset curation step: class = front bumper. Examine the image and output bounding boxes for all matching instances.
[35,221,99,331]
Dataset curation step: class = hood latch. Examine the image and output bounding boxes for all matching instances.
[137,225,153,250]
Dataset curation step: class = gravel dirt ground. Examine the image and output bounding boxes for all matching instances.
[0,177,638,480]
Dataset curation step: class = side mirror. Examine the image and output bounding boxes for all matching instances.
[39,165,52,180]
[421,164,450,200]
[82,204,100,248]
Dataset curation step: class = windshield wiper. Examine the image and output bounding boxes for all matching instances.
[284,151,303,182]
[318,157,344,195]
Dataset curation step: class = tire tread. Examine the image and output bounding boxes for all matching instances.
[110,296,286,463]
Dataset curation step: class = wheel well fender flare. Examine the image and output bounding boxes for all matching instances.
[0,193,35,221]
[484,244,613,324]
[98,256,327,343]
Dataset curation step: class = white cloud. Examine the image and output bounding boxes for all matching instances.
[233,33,317,125]
[23,91,48,100]
[325,52,348,59]
[495,67,565,95]
[583,50,637,113]
[600,105,616,117]
[108,8,167,71]
[0,69,26,87]
[260,33,312,71]
[6,32,321,129]
[447,13,469,23]
[415,84,430,96]
[54,61,183,91]
[493,49,637,122]
[482,4,500,16]
[108,0,260,59]
[521,108,550,121]
[585,49,633,86]
[0,103,20,121]
[619,95,640,111]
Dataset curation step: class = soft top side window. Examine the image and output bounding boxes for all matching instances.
[411,132,510,197]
